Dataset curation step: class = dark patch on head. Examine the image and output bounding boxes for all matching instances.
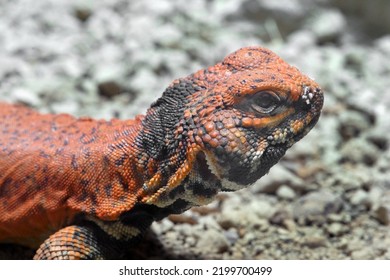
[79,188,88,202]
[167,183,186,200]
[104,184,112,197]
[115,154,127,167]
[80,133,96,144]
[55,147,64,156]
[225,145,286,186]
[117,172,129,191]
[80,179,89,188]
[0,178,13,196]
[90,193,97,208]
[39,150,50,158]
[188,181,218,199]
[71,154,79,170]
[103,155,110,170]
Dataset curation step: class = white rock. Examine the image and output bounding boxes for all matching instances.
[276,185,296,200]
[350,190,368,206]
[10,87,40,106]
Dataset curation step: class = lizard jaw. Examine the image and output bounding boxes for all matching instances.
[203,152,249,191]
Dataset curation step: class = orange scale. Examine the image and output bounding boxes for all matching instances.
[204,122,215,133]
[209,130,219,139]
[223,118,235,129]
[202,134,212,143]
[253,118,266,127]
[234,130,242,138]
[209,139,219,148]
[228,140,238,148]
[194,135,203,145]
[241,117,253,127]
[240,136,247,144]
[219,129,229,137]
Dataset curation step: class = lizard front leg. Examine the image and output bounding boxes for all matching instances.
[34,224,121,260]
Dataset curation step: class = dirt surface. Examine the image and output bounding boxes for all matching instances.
[1,0,390,260]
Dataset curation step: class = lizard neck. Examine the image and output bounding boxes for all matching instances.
[66,118,145,221]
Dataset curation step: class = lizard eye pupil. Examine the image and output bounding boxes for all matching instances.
[251,91,280,114]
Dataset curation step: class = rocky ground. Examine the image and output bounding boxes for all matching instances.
[1,0,390,259]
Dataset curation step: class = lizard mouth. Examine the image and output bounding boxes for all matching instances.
[292,113,321,144]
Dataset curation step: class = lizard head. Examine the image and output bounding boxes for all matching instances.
[137,46,323,207]
[185,46,324,190]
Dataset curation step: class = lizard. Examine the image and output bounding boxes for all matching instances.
[0,46,324,259]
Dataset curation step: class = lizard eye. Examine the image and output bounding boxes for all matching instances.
[251,91,280,114]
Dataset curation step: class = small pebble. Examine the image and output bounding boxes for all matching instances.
[375,206,390,225]
[197,229,229,254]
[303,236,327,248]
[351,249,373,260]
[293,191,343,225]
[326,223,347,237]
[350,190,368,206]
[10,87,40,107]
[98,81,123,99]
[276,185,296,200]
[224,228,239,245]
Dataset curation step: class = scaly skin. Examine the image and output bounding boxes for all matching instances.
[0,46,323,259]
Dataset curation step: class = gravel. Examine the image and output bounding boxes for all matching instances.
[1,0,390,260]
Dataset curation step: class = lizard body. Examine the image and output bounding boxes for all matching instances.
[0,47,323,259]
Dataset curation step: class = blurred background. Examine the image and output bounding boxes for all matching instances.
[0,0,390,259]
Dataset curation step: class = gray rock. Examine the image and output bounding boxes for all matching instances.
[293,191,343,225]
[286,30,317,50]
[375,35,390,55]
[50,99,80,116]
[302,235,327,248]
[340,138,379,166]
[351,249,374,260]
[307,8,346,43]
[151,219,174,235]
[249,200,276,220]
[367,187,384,209]
[375,206,390,225]
[326,222,348,237]
[276,185,296,200]
[217,201,273,230]
[185,236,197,247]
[327,213,351,224]
[366,129,388,152]
[349,190,369,206]
[196,229,230,254]
[332,0,390,36]
[252,165,305,193]
[97,81,126,99]
[324,165,372,192]
[224,228,240,245]
[10,87,40,107]
[237,0,309,36]
[338,110,372,140]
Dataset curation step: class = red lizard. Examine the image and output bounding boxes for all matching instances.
[0,46,323,259]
